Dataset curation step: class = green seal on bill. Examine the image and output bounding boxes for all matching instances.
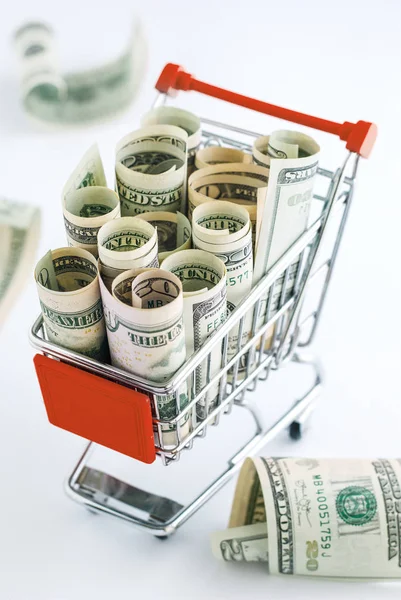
[336,485,377,525]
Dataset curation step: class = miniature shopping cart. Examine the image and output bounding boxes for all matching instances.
[30,63,377,537]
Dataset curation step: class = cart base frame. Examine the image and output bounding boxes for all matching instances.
[65,351,322,537]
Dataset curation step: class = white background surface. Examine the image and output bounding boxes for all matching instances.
[0,1,400,598]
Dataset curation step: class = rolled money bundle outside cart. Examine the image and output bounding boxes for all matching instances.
[97,216,158,290]
[212,457,401,579]
[188,163,269,240]
[35,247,108,361]
[115,125,188,216]
[162,249,227,420]
[14,20,146,124]
[192,201,253,368]
[99,267,189,446]
[136,211,191,262]
[0,197,41,327]
[195,146,251,170]
[141,106,201,176]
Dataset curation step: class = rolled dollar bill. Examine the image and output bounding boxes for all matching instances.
[141,106,201,175]
[115,125,188,216]
[0,197,40,327]
[252,131,320,348]
[161,249,227,420]
[252,129,300,168]
[192,201,253,366]
[97,216,158,290]
[14,21,146,123]
[195,147,251,170]
[188,163,269,239]
[213,457,401,578]
[253,130,320,257]
[35,247,108,360]
[136,211,191,262]
[63,144,107,196]
[63,186,120,257]
[99,267,189,446]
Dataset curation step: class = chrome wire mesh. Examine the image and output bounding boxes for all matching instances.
[30,119,357,466]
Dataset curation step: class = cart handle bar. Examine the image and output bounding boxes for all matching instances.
[156,63,377,158]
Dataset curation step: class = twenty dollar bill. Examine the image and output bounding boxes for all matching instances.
[212,457,401,578]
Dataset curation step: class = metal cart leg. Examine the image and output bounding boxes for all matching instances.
[64,350,323,537]
[287,352,323,440]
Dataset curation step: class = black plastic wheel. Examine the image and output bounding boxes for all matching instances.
[289,421,302,441]
[155,535,169,541]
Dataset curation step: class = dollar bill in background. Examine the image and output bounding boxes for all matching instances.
[14,21,146,124]
[136,211,191,263]
[141,107,201,176]
[115,125,188,216]
[195,146,251,170]
[192,201,253,369]
[97,216,158,291]
[99,267,189,446]
[212,456,401,579]
[62,144,120,256]
[0,197,40,327]
[188,163,269,241]
[162,249,227,420]
[35,247,108,360]
[211,523,268,563]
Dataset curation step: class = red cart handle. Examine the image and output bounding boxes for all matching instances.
[156,63,377,158]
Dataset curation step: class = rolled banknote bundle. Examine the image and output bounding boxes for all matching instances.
[192,201,253,366]
[14,20,146,124]
[0,197,41,327]
[63,186,120,256]
[162,249,227,420]
[253,129,320,258]
[97,216,158,290]
[252,129,316,169]
[188,163,269,240]
[195,146,251,170]
[115,125,188,216]
[63,144,107,195]
[252,130,320,348]
[212,457,401,579]
[99,267,189,446]
[136,211,191,262]
[35,247,108,361]
[141,106,201,176]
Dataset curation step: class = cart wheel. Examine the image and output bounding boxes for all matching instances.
[289,421,302,441]
[155,535,169,541]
